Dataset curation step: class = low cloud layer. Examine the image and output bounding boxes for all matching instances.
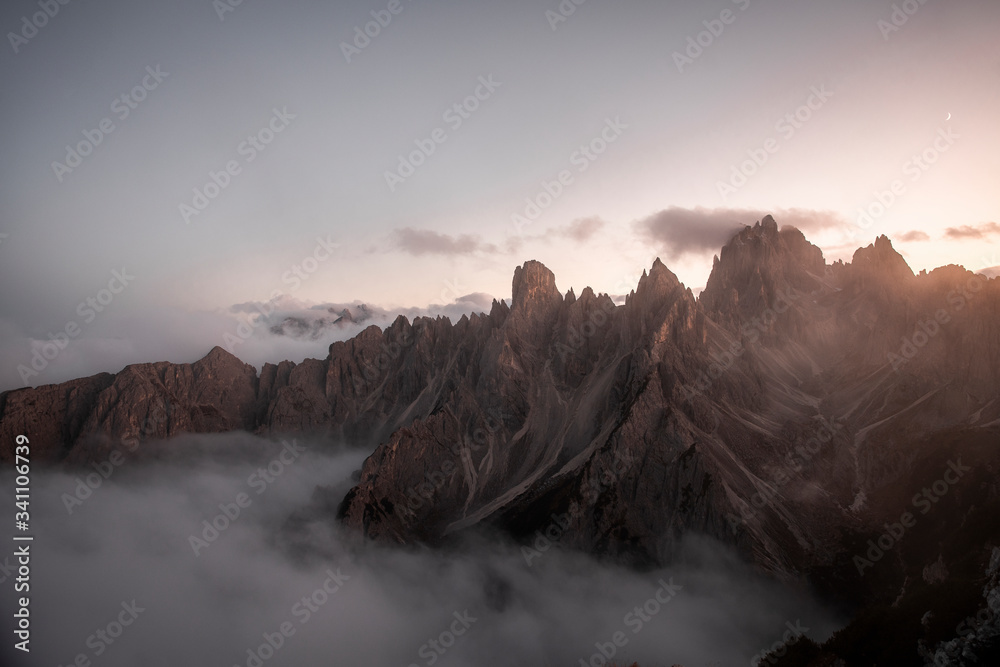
[0,292,500,394]
[0,434,841,667]
[635,207,846,259]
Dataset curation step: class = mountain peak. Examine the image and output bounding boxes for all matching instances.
[851,234,914,284]
[194,346,258,380]
[759,214,778,234]
[203,346,241,364]
[511,260,562,312]
[625,257,686,324]
[636,257,681,295]
[700,216,826,327]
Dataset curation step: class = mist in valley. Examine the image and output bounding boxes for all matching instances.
[1,434,842,667]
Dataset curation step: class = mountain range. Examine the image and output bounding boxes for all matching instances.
[3,215,999,665]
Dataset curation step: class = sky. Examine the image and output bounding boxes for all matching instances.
[1,0,999,390]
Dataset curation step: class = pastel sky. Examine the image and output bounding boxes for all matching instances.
[1,0,998,390]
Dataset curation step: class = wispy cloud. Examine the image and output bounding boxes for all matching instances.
[391,228,500,256]
[523,216,607,244]
[559,216,606,242]
[635,207,745,259]
[770,208,848,233]
[944,222,1000,240]
[388,217,607,260]
[897,230,931,242]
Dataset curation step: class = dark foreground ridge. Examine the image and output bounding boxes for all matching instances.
[3,216,1000,664]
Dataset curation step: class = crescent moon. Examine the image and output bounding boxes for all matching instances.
[946,113,952,120]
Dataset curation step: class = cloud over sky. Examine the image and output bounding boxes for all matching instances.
[634,207,846,260]
[898,230,931,242]
[391,228,500,257]
[554,216,606,243]
[944,222,1000,240]
[635,207,747,259]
